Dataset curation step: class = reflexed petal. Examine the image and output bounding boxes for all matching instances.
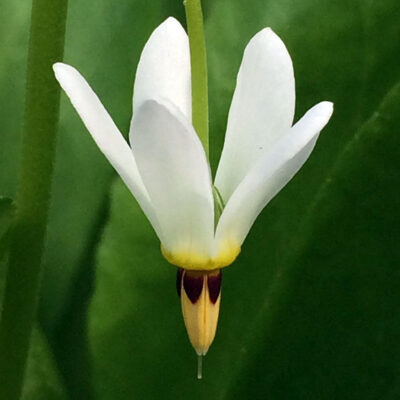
[215,28,295,203]
[131,17,191,123]
[53,63,160,234]
[215,101,333,247]
[130,99,214,260]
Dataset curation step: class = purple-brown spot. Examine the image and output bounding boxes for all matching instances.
[176,268,184,297]
[183,271,205,304]
[207,270,222,304]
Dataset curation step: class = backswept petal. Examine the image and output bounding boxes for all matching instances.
[131,17,191,124]
[215,28,295,203]
[130,99,214,265]
[215,101,333,248]
[53,63,160,235]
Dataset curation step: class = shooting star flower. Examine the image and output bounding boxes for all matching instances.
[53,17,333,363]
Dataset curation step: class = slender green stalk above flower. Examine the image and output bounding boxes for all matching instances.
[0,0,68,398]
[53,16,333,368]
[184,0,209,157]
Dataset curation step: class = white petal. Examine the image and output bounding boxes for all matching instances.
[53,63,160,234]
[132,17,191,121]
[215,28,295,203]
[215,101,333,247]
[131,99,214,257]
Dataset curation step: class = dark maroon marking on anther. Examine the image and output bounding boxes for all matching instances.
[183,272,204,304]
[176,268,184,297]
[207,270,222,304]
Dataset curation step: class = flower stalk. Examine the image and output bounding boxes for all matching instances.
[0,0,68,398]
[184,0,209,158]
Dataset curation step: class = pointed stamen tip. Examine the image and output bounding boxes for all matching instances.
[197,354,203,380]
[183,270,204,304]
[207,269,222,304]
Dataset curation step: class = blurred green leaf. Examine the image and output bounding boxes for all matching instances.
[0,197,14,244]
[0,197,14,319]
[0,197,15,293]
[0,2,30,195]
[0,201,66,400]
[21,327,68,400]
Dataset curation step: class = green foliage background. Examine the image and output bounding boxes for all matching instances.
[0,0,399,398]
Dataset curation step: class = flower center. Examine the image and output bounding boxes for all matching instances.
[161,240,241,271]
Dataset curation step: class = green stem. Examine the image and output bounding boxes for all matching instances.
[0,1,68,399]
[184,0,209,158]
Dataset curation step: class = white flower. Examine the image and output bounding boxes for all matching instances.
[53,17,333,272]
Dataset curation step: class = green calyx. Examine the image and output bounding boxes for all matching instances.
[213,185,225,228]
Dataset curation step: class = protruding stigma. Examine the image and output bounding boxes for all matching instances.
[197,354,203,380]
[176,268,222,357]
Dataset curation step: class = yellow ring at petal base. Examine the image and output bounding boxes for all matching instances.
[161,241,241,271]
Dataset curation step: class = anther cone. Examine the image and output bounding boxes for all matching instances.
[177,268,222,355]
